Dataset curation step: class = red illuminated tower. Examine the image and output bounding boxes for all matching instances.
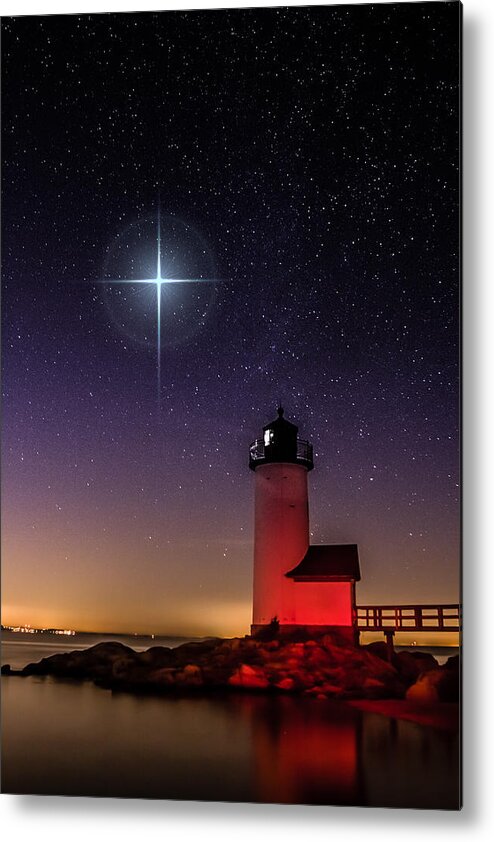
[249,406,313,629]
[249,407,360,639]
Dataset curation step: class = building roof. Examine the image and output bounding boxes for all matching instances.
[262,405,298,433]
[285,544,361,582]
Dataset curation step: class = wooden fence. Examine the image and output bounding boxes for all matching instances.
[356,604,461,633]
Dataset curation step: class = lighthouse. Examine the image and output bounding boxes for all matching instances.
[249,406,313,628]
[249,407,361,640]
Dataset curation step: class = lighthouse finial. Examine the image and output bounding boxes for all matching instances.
[277,403,284,418]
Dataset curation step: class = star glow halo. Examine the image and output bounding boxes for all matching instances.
[99,211,219,396]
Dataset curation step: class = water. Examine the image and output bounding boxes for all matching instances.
[395,645,458,666]
[1,630,200,671]
[1,634,460,808]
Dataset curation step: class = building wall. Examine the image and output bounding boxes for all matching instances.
[252,462,309,625]
[293,581,354,626]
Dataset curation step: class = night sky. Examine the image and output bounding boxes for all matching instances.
[1,2,460,637]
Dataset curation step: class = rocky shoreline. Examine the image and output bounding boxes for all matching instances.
[1,630,459,704]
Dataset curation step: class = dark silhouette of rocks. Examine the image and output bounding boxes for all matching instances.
[405,667,460,703]
[3,634,459,703]
[362,642,460,703]
[363,642,439,683]
[444,653,460,671]
[21,641,140,680]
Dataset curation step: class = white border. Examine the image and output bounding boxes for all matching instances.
[2,0,494,838]
[2,0,440,15]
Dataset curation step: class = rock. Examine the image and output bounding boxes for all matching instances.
[406,672,441,703]
[275,677,295,691]
[393,651,438,684]
[345,650,405,699]
[172,639,220,665]
[319,682,345,698]
[9,632,416,700]
[406,664,460,704]
[363,641,390,661]
[112,656,139,680]
[288,643,306,656]
[147,667,178,687]
[139,647,174,666]
[21,641,138,680]
[363,643,440,687]
[362,678,388,699]
[321,630,357,650]
[180,664,203,686]
[304,644,328,667]
[403,650,439,670]
[444,654,460,671]
[228,663,269,689]
[438,671,459,702]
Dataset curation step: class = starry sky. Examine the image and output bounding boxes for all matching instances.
[1,2,460,637]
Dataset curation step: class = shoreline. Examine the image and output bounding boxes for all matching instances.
[1,632,460,713]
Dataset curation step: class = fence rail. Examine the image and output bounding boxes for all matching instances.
[248,437,313,468]
[356,604,461,632]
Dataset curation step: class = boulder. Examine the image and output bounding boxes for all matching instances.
[363,643,440,687]
[228,663,269,689]
[444,654,460,671]
[393,651,438,684]
[319,682,346,698]
[147,667,178,687]
[406,666,459,703]
[406,672,441,703]
[275,677,295,691]
[21,641,138,680]
[180,664,203,687]
[139,647,174,667]
[363,641,390,661]
[362,678,388,699]
[112,656,140,680]
[172,639,220,665]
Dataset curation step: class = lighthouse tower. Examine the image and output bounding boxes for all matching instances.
[249,406,361,638]
[249,406,314,630]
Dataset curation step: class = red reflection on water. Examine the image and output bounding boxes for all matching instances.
[238,695,363,805]
[2,678,459,807]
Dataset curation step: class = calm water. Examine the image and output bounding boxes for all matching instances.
[1,630,199,671]
[1,634,460,808]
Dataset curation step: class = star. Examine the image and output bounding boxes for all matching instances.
[98,208,219,397]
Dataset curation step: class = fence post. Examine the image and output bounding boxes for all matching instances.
[384,630,395,662]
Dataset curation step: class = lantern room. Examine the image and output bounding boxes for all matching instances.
[249,406,313,471]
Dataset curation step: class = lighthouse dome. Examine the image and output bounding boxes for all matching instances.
[249,406,313,471]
